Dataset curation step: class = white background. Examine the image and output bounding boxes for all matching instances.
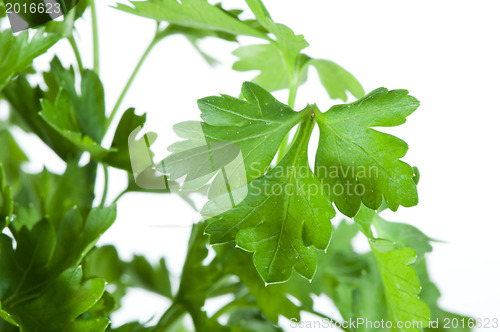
[11,0,500,330]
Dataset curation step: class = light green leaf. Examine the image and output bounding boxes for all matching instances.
[354,204,434,263]
[237,1,364,104]
[370,240,431,331]
[244,0,308,72]
[372,215,433,262]
[232,44,309,93]
[115,0,265,39]
[353,207,431,330]
[315,88,420,217]
[206,115,334,283]
[0,29,59,92]
[308,59,365,101]
[233,44,288,92]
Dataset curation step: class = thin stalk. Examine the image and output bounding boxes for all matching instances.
[89,0,99,74]
[68,36,84,73]
[211,295,255,320]
[112,188,127,204]
[105,28,173,130]
[153,301,186,332]
[99,165,109,207]
[277,72,300,161]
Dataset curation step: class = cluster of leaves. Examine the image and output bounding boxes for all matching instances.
[0,0,472,331]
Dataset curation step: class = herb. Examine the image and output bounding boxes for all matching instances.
[0,0,472,331]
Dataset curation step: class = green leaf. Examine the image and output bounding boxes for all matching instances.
[0,129,28,187]
[41,58,106,143]
[0,206,116,298]
[214,244,301,323]
[353,207,431,330]
[0,29,59,92]
[370,240,431,331]
[195,81,303,184]
[244,0,308,72]
[235,1,364,104]
[372,214,433,262]
[49,206,117,272]
[104,108,146,172]
[127,255,172,299]
[173,222,225,331]
[14,162,97,227]
[84,245,172,311]
[5,58,109,162]
[0,204,115,330]
[115,0,265,39]
[84,246,124,284]
[2,75,81,161]
[315,88,420,217]
[285,221,390,329]
[354,204,433,262]
[8,266,109,332]
[232,0,311,95]
[206,114,334,283]
[232,44,308,93]
[232,44,288,92]
[308,59,365,101]
[40,89,110,160]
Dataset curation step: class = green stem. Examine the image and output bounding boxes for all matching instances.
[112,189,127,204]
[99,165,109,207]
[68,36,84,74]
[277,73,300,161]
[154,301,186,332]
[287,73,299,109]
[89,0,99,74]
[105,28,171,130]
[211,295,255,320]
